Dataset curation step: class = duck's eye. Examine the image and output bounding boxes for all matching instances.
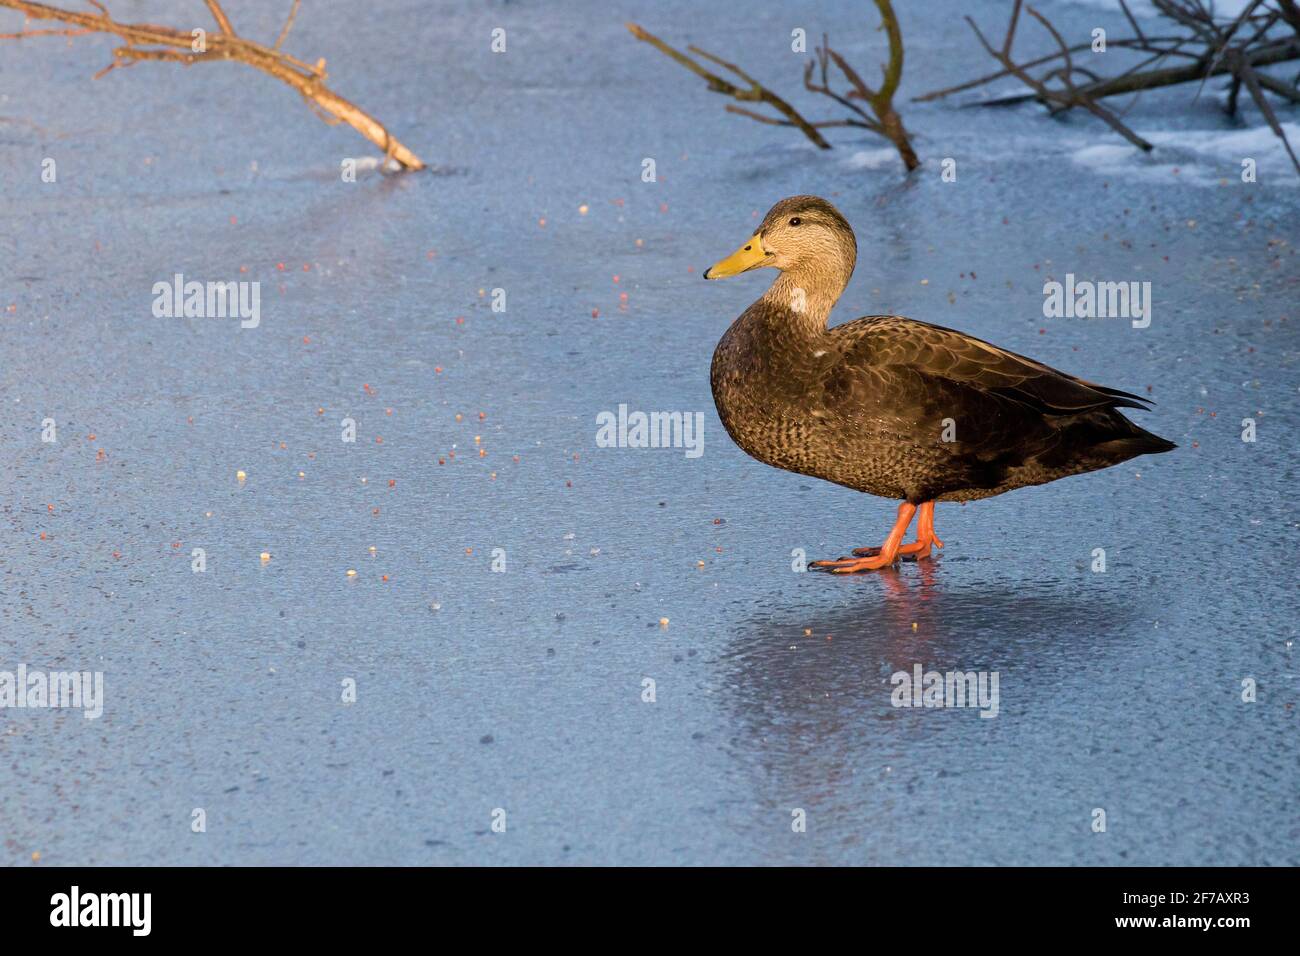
[789,217,802,226]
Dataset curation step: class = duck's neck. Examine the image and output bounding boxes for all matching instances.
[758,264,850,337]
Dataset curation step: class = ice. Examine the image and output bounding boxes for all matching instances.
[1,0,1296,867]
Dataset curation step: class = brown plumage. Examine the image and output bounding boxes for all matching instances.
[704,195,1175,572]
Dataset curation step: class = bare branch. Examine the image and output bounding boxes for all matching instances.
[931,0,1300,175]
[1193,0,1266,102]
[1238,58,1300,171]
[798,1,918,170]
[914,35,1195,102]
[0,0,424,169]
[628,2,918,173]
[725,105,876,131]
[204,0,234,37]
[804,41,882,132]
[625,22,831,148]
[1119,0,1147,44]
[0,24,88,36]
[965,1,1152,150]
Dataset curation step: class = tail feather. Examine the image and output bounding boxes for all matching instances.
[1083,381,1156,410]
[1039,408,1176,471]
[1112,410,1177,455]
[1095,432,1177,459]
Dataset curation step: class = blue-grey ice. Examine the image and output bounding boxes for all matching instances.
[1,0,1296,865]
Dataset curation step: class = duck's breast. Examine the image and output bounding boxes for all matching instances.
[710,318,839,475]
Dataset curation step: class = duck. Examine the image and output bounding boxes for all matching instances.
[704,195,1176,574]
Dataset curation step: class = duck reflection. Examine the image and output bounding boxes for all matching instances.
[712,570,1140,858]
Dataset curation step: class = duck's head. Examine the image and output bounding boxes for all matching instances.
[703,196,857,283]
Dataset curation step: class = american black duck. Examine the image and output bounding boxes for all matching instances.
[704,196,1176,573]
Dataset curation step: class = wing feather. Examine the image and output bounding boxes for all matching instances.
[833,316,1153,413]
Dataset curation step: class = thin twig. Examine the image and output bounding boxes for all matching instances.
[203,0,234,37]
[274,0,299,51]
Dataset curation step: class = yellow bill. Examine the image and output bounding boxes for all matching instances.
[704,235,768,279]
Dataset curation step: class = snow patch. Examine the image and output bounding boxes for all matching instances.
[1064,0,1258,17]
[348,156,403,174]
[1070,123,1299,185]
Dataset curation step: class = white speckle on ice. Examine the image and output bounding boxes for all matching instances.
[844,147,900,170]
[349,156,402,173]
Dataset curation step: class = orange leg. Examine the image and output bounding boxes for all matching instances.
[854,500,944,561]
[810,502,918,574]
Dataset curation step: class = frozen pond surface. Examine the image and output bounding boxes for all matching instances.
[2,0,1297,865]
